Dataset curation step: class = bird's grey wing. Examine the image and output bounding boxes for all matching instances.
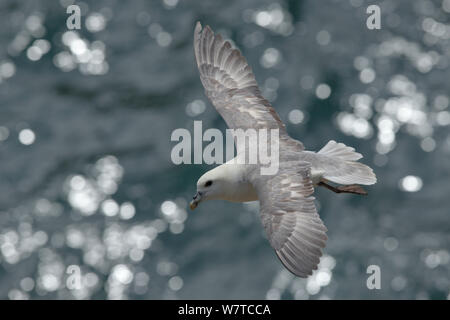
[255,161,328,277]
[194,22,289,134]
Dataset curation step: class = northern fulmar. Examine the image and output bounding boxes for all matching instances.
[189,22,377,278]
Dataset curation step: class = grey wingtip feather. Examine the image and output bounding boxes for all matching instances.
[195,21,202,33]
[194,21,202,46]
[275,250,320,278]
[195,22,214,40]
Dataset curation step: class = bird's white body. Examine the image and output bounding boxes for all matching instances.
[197,152,327,204]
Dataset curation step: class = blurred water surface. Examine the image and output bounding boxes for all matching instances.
[0,0,449,299]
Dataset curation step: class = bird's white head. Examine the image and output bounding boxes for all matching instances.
[189,162,259,209]
[189,166,228,210]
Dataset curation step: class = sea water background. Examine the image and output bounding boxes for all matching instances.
[0,0,449,299]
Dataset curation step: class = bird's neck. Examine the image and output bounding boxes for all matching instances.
[215,162,259,202]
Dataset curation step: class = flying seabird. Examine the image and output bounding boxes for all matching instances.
[189,22,377,278]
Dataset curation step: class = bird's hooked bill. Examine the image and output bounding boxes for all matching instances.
[189,192,201,210]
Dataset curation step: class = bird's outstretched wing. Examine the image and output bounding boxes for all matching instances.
[256,161,328,277]
[194,22,287,133]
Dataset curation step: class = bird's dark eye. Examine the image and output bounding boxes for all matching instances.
[204,180,213,187]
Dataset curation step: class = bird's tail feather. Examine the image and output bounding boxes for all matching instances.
[317,140,376,185]
[318,140,362,161]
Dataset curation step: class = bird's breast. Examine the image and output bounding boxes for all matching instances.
[227,181,259,202]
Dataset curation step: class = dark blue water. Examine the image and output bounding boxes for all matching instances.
[0,0,449,299]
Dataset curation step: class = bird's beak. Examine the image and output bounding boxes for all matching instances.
[189,192,202,210]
